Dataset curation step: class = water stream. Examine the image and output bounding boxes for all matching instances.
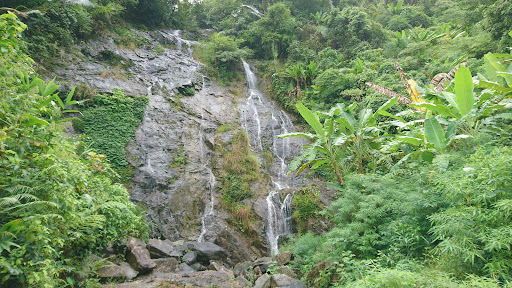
[197,78,216,242]
[241,59,302,255]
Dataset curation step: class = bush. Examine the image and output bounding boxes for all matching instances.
[79,90,148,177]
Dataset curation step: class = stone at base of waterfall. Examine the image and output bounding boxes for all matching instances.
[191,262,207,271]
[182,251,197,265]
[276,266,296,278]
[152,258,179,273]
[147,238,175,259]
[253,257,274,273]
[271,274,307,288]
[184,242,228,265]
[236,276,252,287]
[177,263,197,274]
[126,238,156,273]
[254,273,271,288]
[233,260,252,277]
[100,270,248,288]
[275,251,292,265]
[214,228,253,264]
[97,262,138,280]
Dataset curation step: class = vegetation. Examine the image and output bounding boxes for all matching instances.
[0,12,148,287]
[74,90,148,181]
[2,0,512,286]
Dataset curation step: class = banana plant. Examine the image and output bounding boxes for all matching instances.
[284,63,305,99]
[279,97,398,187]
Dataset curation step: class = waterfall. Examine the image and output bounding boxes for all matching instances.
[241,4,265,18]
[241,59,302,255]
[197,78,216,242]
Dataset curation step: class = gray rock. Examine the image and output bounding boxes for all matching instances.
[101,270,246,287]
[208,261,233,278]
[178,263,197,273]
[254,273,271,288]
[271,274,307,288]
[185,242,228,265]
[147,238,175,259]
[182,251,197,265]
[126,239,156,273]
[153,257,179,273]
[276,266,295,279]
[275,251,292,265]
[233,260,252,277]
[191,262,207,271]
[214,228,253,264]
[97,262,138,280]
[253,257,274,273]
[235,276,251,287]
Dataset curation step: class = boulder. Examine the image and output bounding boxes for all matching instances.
[276,266,295,278]
[214,228,252,264]
[275,251,292,265]
[254,273,271,288]
[147,238,175,259]
[208,261,233,278]
[235,276,251,287]
[253,257,274,273]
[271,274,307,288]
[182,251,197,265]
[178,263,197,273]
[126,238,156,273]
[191,262,207,271]
[97,262,138,280]
[185,242,228,265]
[152,257,179,273]
[233,260,252,277]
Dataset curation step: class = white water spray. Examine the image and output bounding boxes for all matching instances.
[241,59,301,255]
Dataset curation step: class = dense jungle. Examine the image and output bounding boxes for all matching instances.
[1,0,512,287]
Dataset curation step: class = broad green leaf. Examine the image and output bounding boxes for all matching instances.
[484,53,512,87]
[376,110,406,122]
[441,92,458,109]
[454,65,474,116]
[424,118,446,152]
[21,114,49,127]
[396,135,421,146]
[411,102,459,119]
[296,103,325,139]
[376,96,398,113]
[65,87,77,106]
[279,132,316,139]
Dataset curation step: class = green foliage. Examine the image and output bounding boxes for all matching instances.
[292,187,323,233]
[79,90,148,174]
[217,131,260,205]
[196,33,252,83]
[430,147,512,281]
[0,14,148,286]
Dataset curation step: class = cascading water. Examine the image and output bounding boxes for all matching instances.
[197,78,216,242]
[241,59,303,255]
[241,4,265,18]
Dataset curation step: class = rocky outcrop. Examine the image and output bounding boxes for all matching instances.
[97,262,138,280]
[125,238,156,273]
[99,240,307,288]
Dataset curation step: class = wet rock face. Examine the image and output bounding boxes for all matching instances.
[52,29,248,247]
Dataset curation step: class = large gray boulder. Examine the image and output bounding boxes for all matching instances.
[185,242,228,265]
[271,274,307,288]
[254,273,271,288]
[126,238,156,273]
[97,262,138,280]
[147,238,176,259]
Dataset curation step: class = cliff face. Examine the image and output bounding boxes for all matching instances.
[52,28,331,262]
